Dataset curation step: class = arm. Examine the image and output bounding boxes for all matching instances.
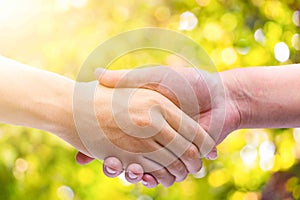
[0,56,86,153]
[224,65,300,129]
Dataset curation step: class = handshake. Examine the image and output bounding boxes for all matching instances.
[1,56,299,188]
[74,66,239,188]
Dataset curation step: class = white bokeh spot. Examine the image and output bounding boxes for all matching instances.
[240,144,257,166]
[254,28,265,44]
[274,42,290,62]
[178,11,198,31]
[259,141,275,171]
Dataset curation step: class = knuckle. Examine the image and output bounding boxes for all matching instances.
[184,145,200,160]
[148,95,162,106]
[169,160,185,173]
[152,169,166,179]
[135,139,155,153]
[133,116,151,127]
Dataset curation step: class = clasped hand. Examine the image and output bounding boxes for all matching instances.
[76,66,241,188]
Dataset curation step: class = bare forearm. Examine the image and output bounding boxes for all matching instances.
[224,65,300,129]
[0,57,86,152]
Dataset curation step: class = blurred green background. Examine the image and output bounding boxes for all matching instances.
[0,0,300,199]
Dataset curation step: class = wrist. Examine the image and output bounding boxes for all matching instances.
[43,79,90,155]
[193,68,242,141]
[0,57,90,156]
[221,68,259,130]
[220,69,247,131]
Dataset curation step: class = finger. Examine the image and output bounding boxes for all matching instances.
[143,137,189,182]
[143,157,175,187]
[125,163,143,183]
[166,159,188,182]
[206,146,218,160]
[75,152,95,165]
[178,145,203,174]
[102,157,123,178]
[152,137,189,181]
[142,174,158,188]
[150,168,175,188]
[163,103,216,157]
[95,68,128,87]
[95,67,167,88]
[153,124,201,174]
[94,68,105,79]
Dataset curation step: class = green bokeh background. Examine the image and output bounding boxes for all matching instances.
[0,0,300,199]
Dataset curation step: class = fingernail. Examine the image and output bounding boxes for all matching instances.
[105,166,117,175]
[94,68,105,78]
[142,180,148,187]
[207,152,217,160]
[95,68,105,73]
[128,171,138,179]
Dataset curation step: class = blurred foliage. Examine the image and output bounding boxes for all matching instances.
[0,0,300,199]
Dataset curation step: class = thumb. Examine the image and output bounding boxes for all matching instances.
[94,67,167,89]
[95,68,130,88]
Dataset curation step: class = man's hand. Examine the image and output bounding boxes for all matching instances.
[101,67,241,140]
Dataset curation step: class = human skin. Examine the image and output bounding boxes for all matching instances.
[77,65,300,187]
[0,57,216,187]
